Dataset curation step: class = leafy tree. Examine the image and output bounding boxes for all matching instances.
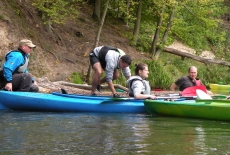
[129,0,227,60]
[32,0,82,25]
[172,0,227,51]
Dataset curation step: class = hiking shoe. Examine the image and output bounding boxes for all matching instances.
[96,85,102,93]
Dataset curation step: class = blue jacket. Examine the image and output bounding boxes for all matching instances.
[1,50,29,82]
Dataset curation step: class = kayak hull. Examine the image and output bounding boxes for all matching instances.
[0,91,146,113]
[144,99,230,121]
[210,83,230,95]
[0,103,10,110]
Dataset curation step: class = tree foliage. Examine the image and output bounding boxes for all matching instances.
[33,0,227,58]
[172,0,227,51]
[32,0,83,25]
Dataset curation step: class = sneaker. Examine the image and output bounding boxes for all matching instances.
[91,93,96,96]
[96,85,102,93]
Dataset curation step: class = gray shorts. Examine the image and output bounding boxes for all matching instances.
[89,52,100,66]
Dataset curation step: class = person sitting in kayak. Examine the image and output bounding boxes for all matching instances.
[0,39,39,92]
[89,46,132,97]
[170,66,212,94]
[126,63,156,99]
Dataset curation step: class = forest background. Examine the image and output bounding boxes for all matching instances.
[0,0,230,91]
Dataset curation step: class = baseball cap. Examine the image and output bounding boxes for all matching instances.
[19,39,36,48]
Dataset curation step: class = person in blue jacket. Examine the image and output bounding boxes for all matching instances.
[0,39,39,92]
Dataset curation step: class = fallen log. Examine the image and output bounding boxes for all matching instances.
[164,47,230,67]
[53,81,128,91]
[38,86,52,93]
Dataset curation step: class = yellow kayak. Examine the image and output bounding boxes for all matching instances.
[209,83,230,95]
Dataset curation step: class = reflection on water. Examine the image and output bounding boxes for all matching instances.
[0,111,230,154]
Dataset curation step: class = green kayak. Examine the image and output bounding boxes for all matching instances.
[144,99,230,121]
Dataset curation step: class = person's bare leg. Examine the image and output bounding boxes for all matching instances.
[99,69,120,84]
[91,62,103,94]
[99,77,106,84]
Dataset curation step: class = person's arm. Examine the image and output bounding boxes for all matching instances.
[170,83,177,91]
[3,52,24,82]
[132,80,156,99]
[105,57,115,81]
[134,94,156,100]
[207,90,213,95]
[107,81,117,95]
[122,67,131,80]
[125,76,130,80]
[199,80,212,95]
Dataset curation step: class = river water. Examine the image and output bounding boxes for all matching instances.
[0,111,230,154]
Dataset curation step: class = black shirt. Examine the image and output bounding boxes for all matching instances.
[175,76,200,91]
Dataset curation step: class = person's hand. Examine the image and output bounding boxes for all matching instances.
[149,95,157,100]
[5,83,12,91]
[207,90,213,95]
[33,81,38,85]
[113,93,120,98]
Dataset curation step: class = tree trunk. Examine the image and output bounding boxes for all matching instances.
[125,0,130,29]
[164,47,230,67]
[94,0,110,47]
[86,0,110,84]
[133,0,142,44]
[92,0,101,21]
[53,81,128,91]
[154,9,174,60]
[150,5,165,55]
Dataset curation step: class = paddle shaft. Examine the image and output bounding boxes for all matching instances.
[156,96,196,100]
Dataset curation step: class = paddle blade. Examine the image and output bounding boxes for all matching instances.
[61,88,68,94]
[196,89,212,99]
[180,85,207,96]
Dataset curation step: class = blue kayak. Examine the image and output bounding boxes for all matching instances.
[0,102,10,110]
[0,91,146,113]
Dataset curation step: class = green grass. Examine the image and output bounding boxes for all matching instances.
[71,72,84,84]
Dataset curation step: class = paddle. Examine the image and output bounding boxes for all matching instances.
[195,89,229,105]
[59,88,189,104]
[180,85,207,96]
[196,89,212,99]
[61,88,68,94]
[196,89,228,100]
